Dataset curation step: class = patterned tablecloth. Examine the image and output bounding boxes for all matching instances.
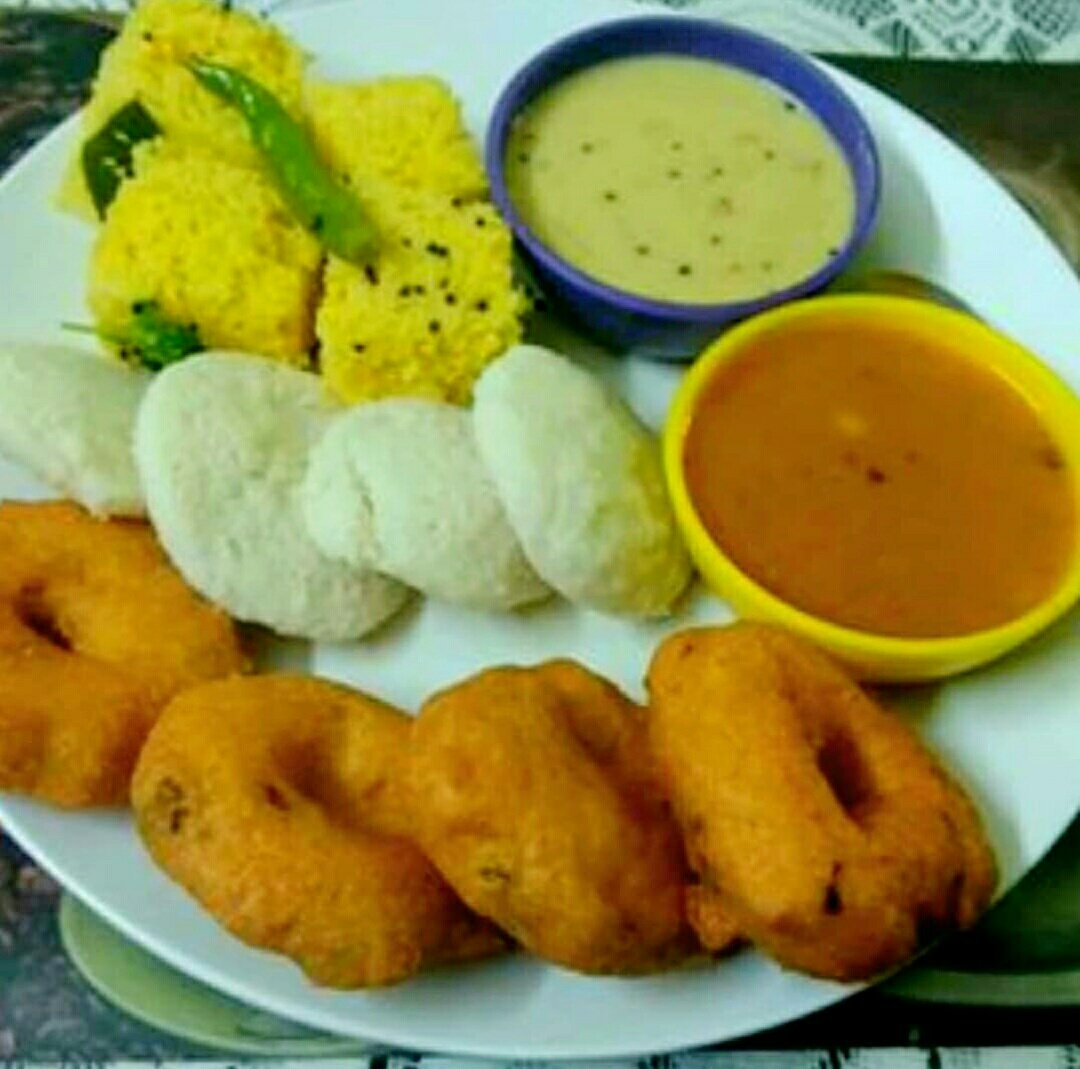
[4,2,1080,1067]
[4,0,1080,57]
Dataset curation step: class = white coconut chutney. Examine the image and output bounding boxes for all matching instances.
[505,54,855,304]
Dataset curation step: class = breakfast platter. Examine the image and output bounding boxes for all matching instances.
[2,0,1080,1059]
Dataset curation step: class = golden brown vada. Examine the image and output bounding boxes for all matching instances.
[0,500,245,806]
[407,660,697,975]
[647,623,997,981]
[131,675,504,989]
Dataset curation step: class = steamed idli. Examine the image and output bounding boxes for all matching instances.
[0,342,148,516]
[135,352,409,640]
[472,345,692,616]
[303,399,550,610]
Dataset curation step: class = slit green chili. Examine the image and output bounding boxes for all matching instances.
[64,301,203,371]
[188,59,378,265]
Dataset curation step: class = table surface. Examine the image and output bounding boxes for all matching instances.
[9,0,1080,60]
[4,6,1080,1066]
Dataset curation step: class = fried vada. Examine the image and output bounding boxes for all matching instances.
[407,660,696,974]
[0,500,245,807]
[132,675,504,988]
[647,623,997,981]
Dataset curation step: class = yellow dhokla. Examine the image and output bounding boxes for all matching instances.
[317,179,527,404]
[89,147,321,364]
[57,0,305,220]
[305,76,487,202]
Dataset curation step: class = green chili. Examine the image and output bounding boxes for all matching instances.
[188,59,378,265]
[63,300,203,371]
[123,301,203,369]
[81,100,161,218]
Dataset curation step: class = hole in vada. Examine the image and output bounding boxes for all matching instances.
[699,864,722,893]
[821,861,845,915]
[823,884,844,915]
[15,583,71,651]
[816,732,873,816]
[263,783,291,811]
[267,734,364,830]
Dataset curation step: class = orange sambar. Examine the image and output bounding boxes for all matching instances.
[683,319,1078,638]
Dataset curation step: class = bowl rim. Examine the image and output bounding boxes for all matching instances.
[662,293,1080,672]
[484,14,882,325]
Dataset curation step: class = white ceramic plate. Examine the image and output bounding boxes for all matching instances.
[3,0,1080,1058]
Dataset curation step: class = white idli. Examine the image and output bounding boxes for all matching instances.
[472,344,692,616]
[302,398,549,610]
[135,352,409,641]
[0,342,148,515]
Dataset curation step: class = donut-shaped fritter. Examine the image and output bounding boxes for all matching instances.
[0,500,245,807]
[131,675,504,989]
[407,660,697,974]
[647,623,997,981]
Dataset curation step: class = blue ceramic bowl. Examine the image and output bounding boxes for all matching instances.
[485,16,882,359]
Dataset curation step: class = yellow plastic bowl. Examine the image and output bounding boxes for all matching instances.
[663,294,1080,682]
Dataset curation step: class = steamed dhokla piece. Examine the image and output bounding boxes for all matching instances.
[473,345,693,616]
[317,180,528,404]
[305,76,487,202]
[302,399,550,610]
[135,352,410,641]
[0,343,149,516]
[56,0,305,220]
[89,149,322,365]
